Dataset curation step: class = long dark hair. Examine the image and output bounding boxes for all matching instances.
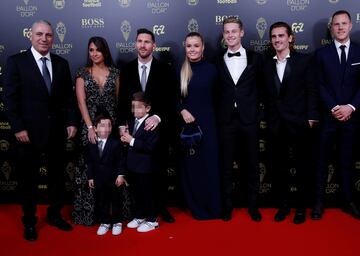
[86,36,114,67]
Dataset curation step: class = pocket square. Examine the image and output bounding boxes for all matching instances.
[351,62,360,66]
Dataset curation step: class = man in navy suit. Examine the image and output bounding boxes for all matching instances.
[217,16,263,222]
[3,20,78,241]
[117,28,176,223]
[312,10,360,220]
[263,22,318,224]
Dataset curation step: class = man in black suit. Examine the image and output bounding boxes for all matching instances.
[217,16,262,222]
[263,22,318,224]
[117,28,176,223]
[312,10,360,220]
[3,20,78,241]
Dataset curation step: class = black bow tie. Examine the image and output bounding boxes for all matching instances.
[227,52,241,58]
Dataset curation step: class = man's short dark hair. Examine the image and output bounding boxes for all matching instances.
[136,28,155,42]
[332,10,352,22]
[132,91,151,107]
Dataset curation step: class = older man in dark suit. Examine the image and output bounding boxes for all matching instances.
[312,10,360,220]
[117,28,177,223]
[263,22,318,224]
[3,20,78,241]
[217,16,263,222]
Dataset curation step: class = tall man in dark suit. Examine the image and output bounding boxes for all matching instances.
[3,20,78,241]
[217,17,262,222]
[312,10,360,220]
[263,22,318,224]
[117,28,176,223]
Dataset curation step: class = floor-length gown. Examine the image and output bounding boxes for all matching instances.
[178,60,221,220]
[72,67,131,225]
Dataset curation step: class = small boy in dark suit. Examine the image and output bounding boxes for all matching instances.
[86,112,126,236]
[120,92,160,232]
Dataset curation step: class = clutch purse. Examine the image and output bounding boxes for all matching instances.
[180,123,203,151]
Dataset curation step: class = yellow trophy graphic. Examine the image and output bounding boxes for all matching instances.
[1,162,11,181]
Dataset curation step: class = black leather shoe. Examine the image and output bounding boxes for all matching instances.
[160,209,175,223]
[293,209,306,224]
[47,217,73,231]
[311,206,324,220]
[274,207,290,222]
[248,208,262,222]
[24,226,37,241]
[222,209,232,221]
[342,202,360,220]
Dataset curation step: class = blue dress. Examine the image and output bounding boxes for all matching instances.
[178,60,221,220]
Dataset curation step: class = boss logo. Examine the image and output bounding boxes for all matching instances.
[81,18,105,27]
[153,25,165,35]
[292,23,304,33]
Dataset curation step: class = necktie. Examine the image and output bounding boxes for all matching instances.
[227,52,241,58]
[41,57,51,93]
[340,45,346,76]
[132,119,139,135]
[140,65,147,91]
[98,140,104,157]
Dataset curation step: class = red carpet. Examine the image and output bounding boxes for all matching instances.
[0,205,359,256]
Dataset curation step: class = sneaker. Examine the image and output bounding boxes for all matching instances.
[112,223,122,235]
[97,224,110,235]
[137,221,159,233]
[127,218,145,228]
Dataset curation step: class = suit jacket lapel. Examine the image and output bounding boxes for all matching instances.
[27,50,50,94]
[271,59,282,95]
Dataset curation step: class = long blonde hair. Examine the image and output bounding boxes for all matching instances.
[180,32,204,97]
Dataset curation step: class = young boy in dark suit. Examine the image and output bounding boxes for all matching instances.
[86,112,126,236]
[120,92,160,232]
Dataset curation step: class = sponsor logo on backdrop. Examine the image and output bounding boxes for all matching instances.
[326,164,339,194]
[65,162,75,191]
[0,122,11,130]
[0,65,2,76]
[0,44,4,55]
[16,0,38,17]
[52,22,73,55]
[215,15,239,25]
[147,0,169,14]
[23,27,31,38]
[255,0,267,5]
[250,17,270,52]
[188,18,199,32]
[292,22,304,33]
[355,161,360,170]
[290,167,296,176]
[0,162,17,191]
[328,0,339,3]
[83,0,102,7]
[65,140,75,152]
[259,163,266,183]
[81,18,105,28]
[187,0,199,5]
[53,0,65,9]
[217,0,238,4]
[357,13,360,24]
[118,0,131,7]
[153,25,165,36]
[259,139,265,152]
[355,180,360,192]
[260,120,266,129]
[286,0,310,12]
[0,140,10,152]
[116,20,135,53]
[0,103,3,112]
[259,163,271,193]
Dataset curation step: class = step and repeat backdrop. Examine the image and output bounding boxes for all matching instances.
[0,0,360,206]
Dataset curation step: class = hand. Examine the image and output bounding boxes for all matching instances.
[308,120,317,128]
[15,130,30,143]
[119,125,129,136]
[88,127,97,144]
[88,179,94,189]
[144,115,160,131]
[67,126,77,139]
[332,105,353,121]
[115,175,125,187]
[181,109,195,123]
[120,133,132,144]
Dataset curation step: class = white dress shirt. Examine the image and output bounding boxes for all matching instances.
[224,46,247,85]
[31,46,53,81]
[273,53,290,83]
[130,114,149,146]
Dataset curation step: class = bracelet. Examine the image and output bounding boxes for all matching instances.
[87,125,94,130]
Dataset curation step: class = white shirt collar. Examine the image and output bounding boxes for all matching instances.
[225,46,246,59]
[138,58,152,69]
[273,52,291,62]
[334,39,350,49]
[31,46,51,61]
